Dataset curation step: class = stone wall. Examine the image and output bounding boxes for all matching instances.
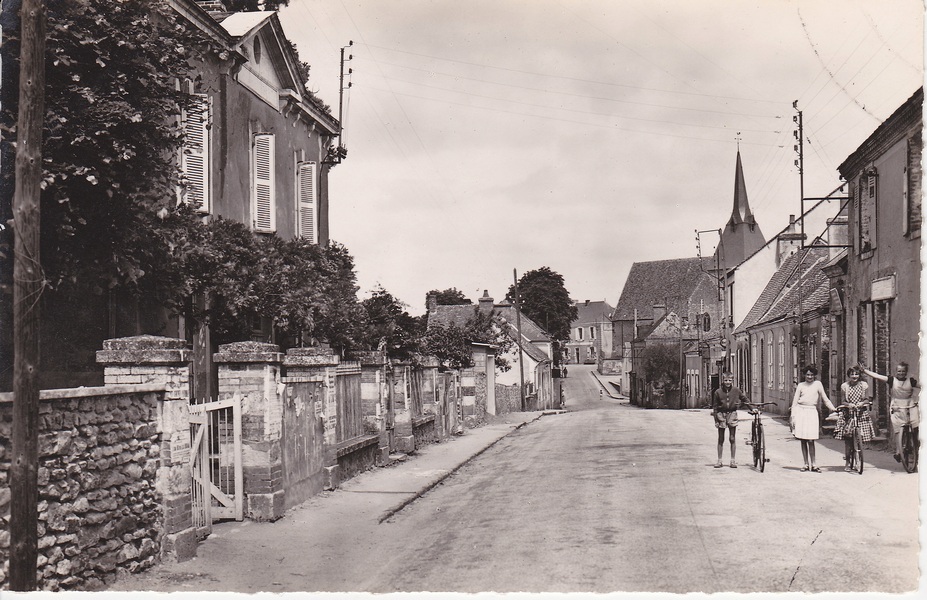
[0,386,164,591]
[494,384,521,415]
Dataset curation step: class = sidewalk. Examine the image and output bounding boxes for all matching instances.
[589,370,628,400]
[107,409,566,592]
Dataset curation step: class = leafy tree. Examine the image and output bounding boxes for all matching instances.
[641,342,680,389]
[506,267,577,364]
[358,286,423,361]
[426,287,471,306]
[422,306,513,371]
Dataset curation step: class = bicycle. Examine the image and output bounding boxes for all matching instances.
[837,401,872,474]
[743,402,776,472]
[900,417,918,473]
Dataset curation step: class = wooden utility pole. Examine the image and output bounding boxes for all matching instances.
[10,0,46,591]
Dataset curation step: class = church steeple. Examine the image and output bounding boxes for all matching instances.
[716,147,766,270]
[727,148,755,230]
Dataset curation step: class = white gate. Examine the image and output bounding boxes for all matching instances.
[190,397,243,537]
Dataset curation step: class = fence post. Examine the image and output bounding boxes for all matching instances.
[213,342,284,521]
[95,335,196,561]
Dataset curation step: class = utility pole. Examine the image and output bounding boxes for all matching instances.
[513,269,526,411]
[793,101,805,367]
[10,0,46,590]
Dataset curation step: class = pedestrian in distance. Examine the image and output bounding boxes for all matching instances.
[858,361,919,463]
[712,372,748,468]
[834,366,875,472]
[790,365,837,472]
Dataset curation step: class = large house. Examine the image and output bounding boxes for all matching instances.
[4,0,342,396]
[565,300,614,366]
[829,87,922,434]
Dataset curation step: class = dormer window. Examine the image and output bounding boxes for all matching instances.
[253,37,262,64]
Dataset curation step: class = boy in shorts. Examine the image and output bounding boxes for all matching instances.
[712,372,749,468]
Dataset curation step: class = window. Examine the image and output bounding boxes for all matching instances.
[577,328,584,341]
[767,336,774,389]
[253,37,262,64]
[590,327,596,340]
[297,161,317,242]
[180,89,210,212]
[905,134,922,236]
[857,168,877,254]
[778,333,785,390]
[252,133,276,232]
[751,337,757,385]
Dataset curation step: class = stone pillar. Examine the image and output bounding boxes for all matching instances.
[283,348,340,487]
[95,335,196,562]
[213,342,284,521]
[391,362,415,453]
[355,351,389,464]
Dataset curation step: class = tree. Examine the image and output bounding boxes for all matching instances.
[358,286,423,361]
[425,287,471,306]
[506,267,577,363]
[422,306,513,371]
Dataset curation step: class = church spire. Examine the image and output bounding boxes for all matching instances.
[727,148,753,229]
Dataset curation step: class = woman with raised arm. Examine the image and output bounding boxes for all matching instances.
[858,361,919,463]
[790,365,837,472]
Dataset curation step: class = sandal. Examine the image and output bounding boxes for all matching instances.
[800,466,810,472]
[714,462,723,468]
[729,462,737,468]
[811,467,822,473]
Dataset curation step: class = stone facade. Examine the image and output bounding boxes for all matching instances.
[0,387,164,591]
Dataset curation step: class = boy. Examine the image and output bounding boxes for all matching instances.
[859,362,919,462]
[712,372,749,468]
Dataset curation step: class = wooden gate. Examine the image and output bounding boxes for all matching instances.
[190,397,243,537]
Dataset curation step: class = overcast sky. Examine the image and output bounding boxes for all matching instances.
[278,0,924,315]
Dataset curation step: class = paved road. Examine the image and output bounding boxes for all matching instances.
[111,364,920,593]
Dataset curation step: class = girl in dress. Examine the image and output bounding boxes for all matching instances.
[834,367,875,472]
[790,365,837,472]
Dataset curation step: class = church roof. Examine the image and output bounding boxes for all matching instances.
[612,257,714,321]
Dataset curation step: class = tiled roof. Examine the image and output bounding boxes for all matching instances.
[426,304,480,330]
[613,257,715,321]
[734,247,829,333]
[572,300,615,326]
[494,305,550,342]
[426,303,551,363]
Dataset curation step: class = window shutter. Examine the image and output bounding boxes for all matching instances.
[253,134,275,231]
[297,162,317,242]
[182,93,210,212]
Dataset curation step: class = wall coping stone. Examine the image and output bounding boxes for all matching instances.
[283,351,339,368]
[97,348,191,365]
[335,433,380,458]
[214,341,283,364]
[412,414,437,427]
[0,383,165,404]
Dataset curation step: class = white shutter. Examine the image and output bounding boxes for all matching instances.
[297,162,317,242]
[253,134,275,231]
[182,93,210,212]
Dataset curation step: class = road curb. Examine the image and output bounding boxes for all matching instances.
[377,412,555,523]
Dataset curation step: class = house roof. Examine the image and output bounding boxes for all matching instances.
[572,300,614,326]
[427,303,551,363]
[612,257,714,321]
[215,11,275,37]
[734,246,829,333]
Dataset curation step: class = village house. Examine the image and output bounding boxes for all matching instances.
[565,300,614,367]
[17,0,342,398]
[829,86,922,435]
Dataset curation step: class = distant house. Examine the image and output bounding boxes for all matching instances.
[426,291,554,414]
[565,300,614,366]
[611,257,720,408]
[831,86,922,435]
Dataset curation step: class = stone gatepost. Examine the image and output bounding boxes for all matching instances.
[391,361,415,453]
[283,348,340,487]
[95,335,196,562]
[213,342,284,521]
[354,351,389,464]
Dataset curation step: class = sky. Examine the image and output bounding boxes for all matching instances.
[277,0,924,316]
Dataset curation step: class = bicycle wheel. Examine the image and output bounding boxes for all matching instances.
[901,426,918,473]
[757,425,766,473]
[853,430,864,474]
[752,421,760,468]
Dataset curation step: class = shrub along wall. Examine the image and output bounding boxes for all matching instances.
[0,386,163,591]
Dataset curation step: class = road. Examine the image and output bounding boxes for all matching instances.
[111,364,920,593]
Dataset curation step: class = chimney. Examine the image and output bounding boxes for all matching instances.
[776,214,806,267]
[426,293,438,313]
[652,303,666,322]
[826,206,849,261]
[478,290,494,314]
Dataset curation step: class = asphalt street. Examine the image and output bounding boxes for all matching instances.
[108,364,921,594]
